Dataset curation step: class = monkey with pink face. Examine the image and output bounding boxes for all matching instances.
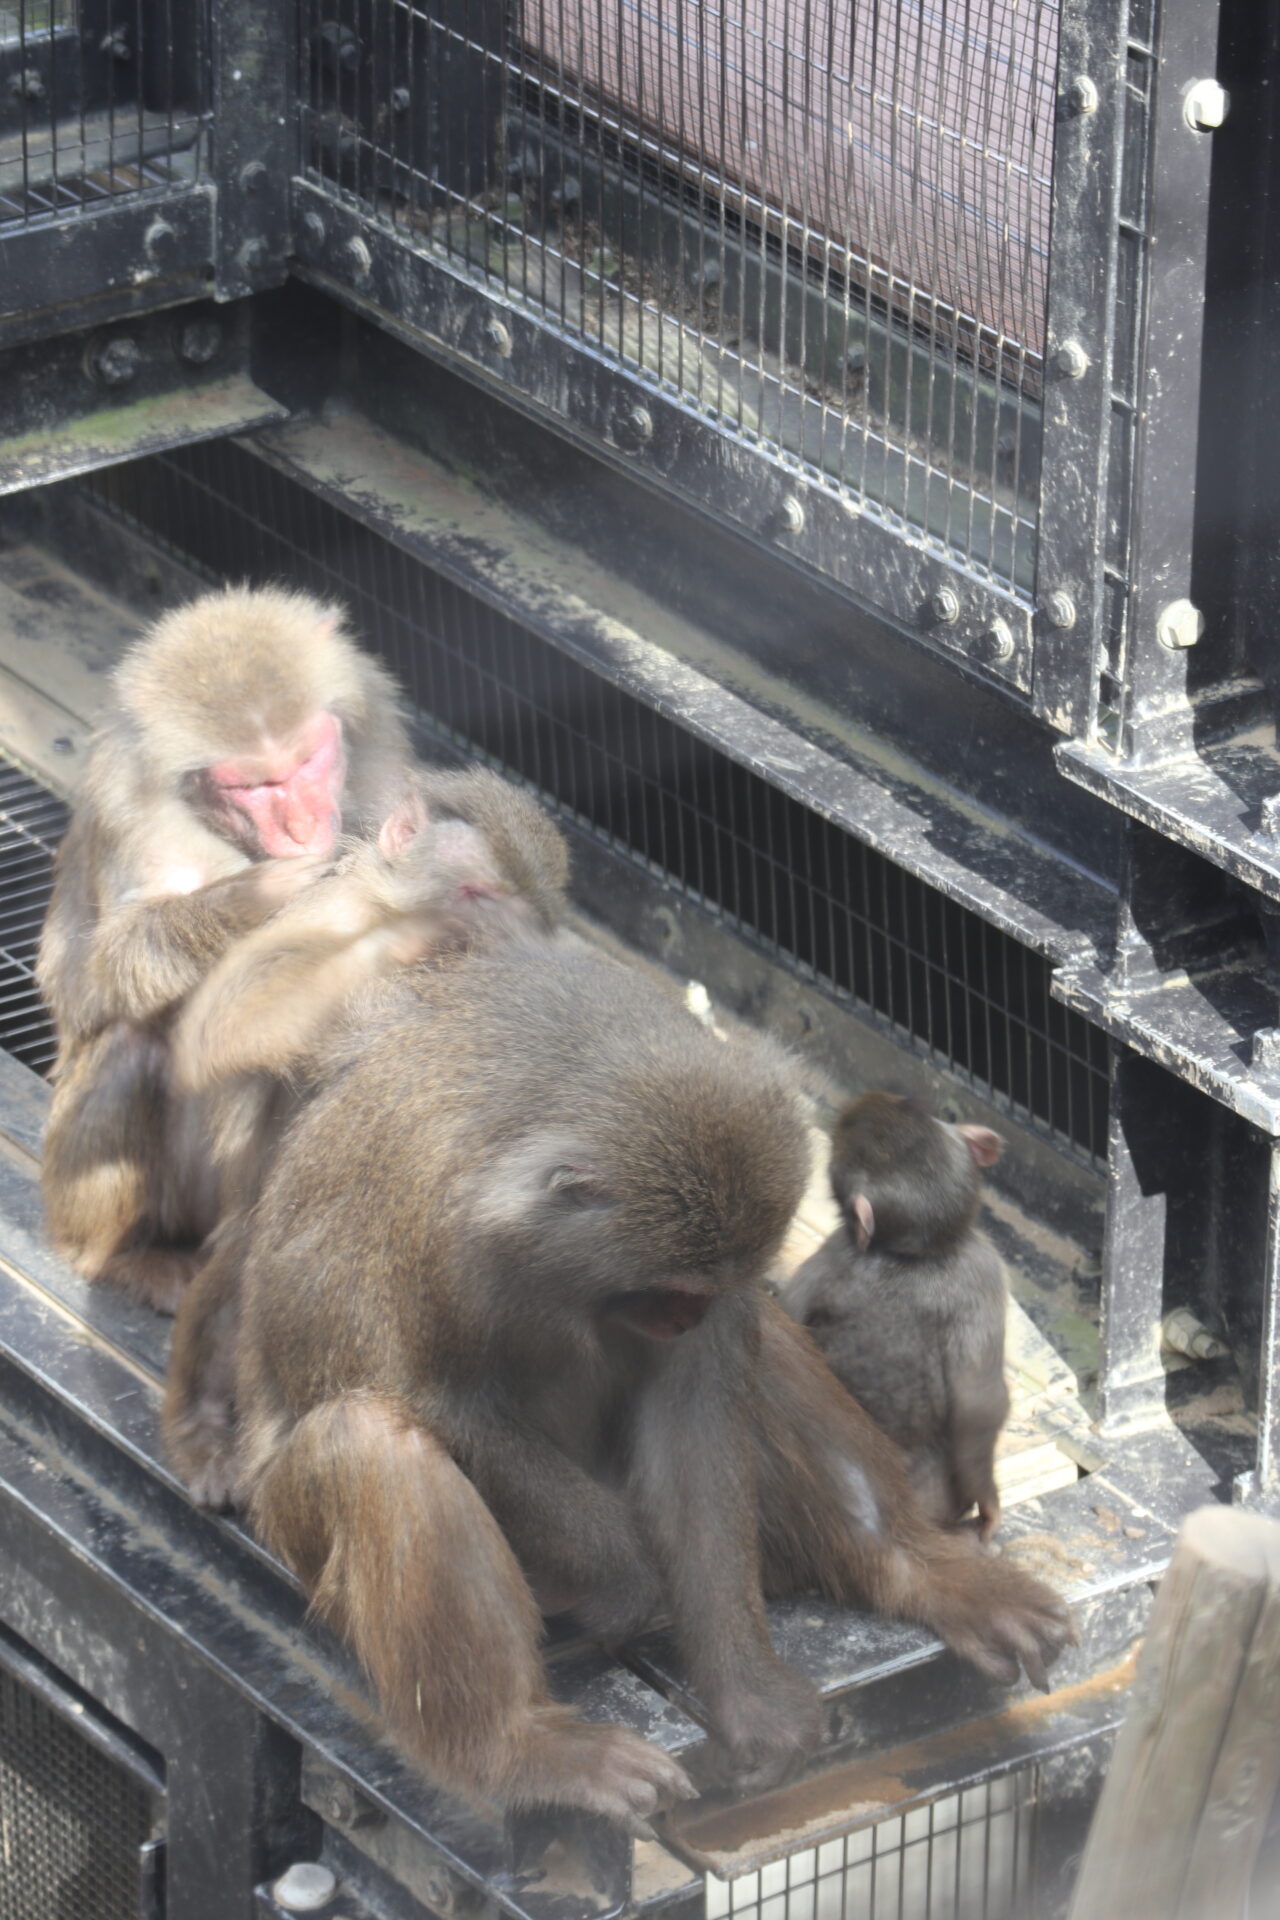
[37,586,418,1312]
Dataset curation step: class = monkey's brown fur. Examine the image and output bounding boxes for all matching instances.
[163,769,571,1506]
[37,587,414,1311]
[785,1091,1011,1541]
[227,944,1071,1827]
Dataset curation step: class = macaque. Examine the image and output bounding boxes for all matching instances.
[229,942,1070,1828]
[785,1091,1010,1543]
[37,586,415,1312]
[162,768,571,1506]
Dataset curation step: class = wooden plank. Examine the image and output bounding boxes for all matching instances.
[1067,1505,1280,1920]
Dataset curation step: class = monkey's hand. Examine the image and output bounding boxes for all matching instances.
[246,853,334,916]
[517,1710,697,1836]
[930,1546,1075,1693]
[698,1661,825,1795]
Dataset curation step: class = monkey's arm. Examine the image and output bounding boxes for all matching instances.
[779,1234,846,1324]
[90,862,322,1026]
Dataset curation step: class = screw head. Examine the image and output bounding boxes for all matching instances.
[979,618,1015,663]
[484,316,512,357]
[300,209,326,249]
[144,219,177,263]
[928,585,961,625]
[239,160,268,193]
[89,335,141,386]
[1066,75,1099,115]
[237,237,268,273]
[343,235,373,284]
[1156,597,1204,650]
[1053,339,1089,379]
[1184,79,1228,131]
[624,404,653,446]
[779,494,805,536]
[177,319,223,365]
[1044,590,1077,630]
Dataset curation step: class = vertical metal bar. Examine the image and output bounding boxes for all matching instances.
[1095,1043,1173,1430]
[1241,1140,1280,1505]
[210,0,295,296]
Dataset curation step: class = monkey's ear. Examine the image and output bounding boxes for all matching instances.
[547,1165,613,1210]
[378,791,431,857]
[957,1124,1004,1168]
[850,1193,875,1251]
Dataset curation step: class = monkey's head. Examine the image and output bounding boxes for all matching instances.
[379,769,569,936]
[472,1022,810,1341]
[114,587,402,861]
[829,1091,1002,1258]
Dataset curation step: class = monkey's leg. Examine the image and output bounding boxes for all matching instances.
[249,1394,694,1828]
[628,1295,824,1792]
[163,1224,246,1508]
[42,1024,199,1313]
[753,1302,1072,1691]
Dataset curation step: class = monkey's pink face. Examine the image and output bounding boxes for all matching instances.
[205,712,345,859]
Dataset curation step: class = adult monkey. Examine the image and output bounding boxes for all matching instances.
[37,586,415,1311]
[231,939,1073,1829]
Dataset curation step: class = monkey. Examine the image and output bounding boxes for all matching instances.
[784,1091,1011,1543]
[226,939,1071,1829]
[161,768,571,1507]
[36,585,416,1313]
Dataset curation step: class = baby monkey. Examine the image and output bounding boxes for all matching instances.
[785,1091,1010,1542]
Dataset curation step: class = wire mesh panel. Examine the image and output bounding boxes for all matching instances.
[82,442,1110,1163]
[0,1660,155,1920]
[298,1,1058,590]
[0,760,67,1075]
[706,1771,1039,1920]
[0,0,203,227]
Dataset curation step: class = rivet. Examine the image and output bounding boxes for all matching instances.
[144,219,177,263]
[626,404,653,445]
[273,1861,337,1913]
[1066,76,1098,115]
[237,237,268,273]
[779,494,805,536]
[1184,79,1228,131]
[1044,590,1077,630]
[1053,339,1089,380]
[239,160,268,193]
[929,585,960,626]
[300,209,326,249]
[1156,598,1204,650]
[343,236,373,284]
[484,316,512,357]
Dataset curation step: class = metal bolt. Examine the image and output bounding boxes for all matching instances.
[300,209,326,249]
[177,319,223,365]
[1184,79,1228,132]
[980,618,1015,663]
[144,219,176,263]
[343,235,373,284]
[1156,597,1204,650]
[928,585,961,626]
[779,495,805,536]
[391,86,411,113]
[88,335,141,386]
[625,404,653,445]
[100,25,131,59]
[1066,76,1099,115]
[484,316,512,357]
[239,160,268,193]
[6,68,46,102]
[1044,590,1078,630]
[273,1861,337,1912]
[1053,339,1089,380]
[237,237,268,274]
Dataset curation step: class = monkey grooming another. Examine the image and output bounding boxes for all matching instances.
[785,1091,1011,1542]
[229,942,1070,1827]
[162,768,571,1506]
[37,586,416,1312]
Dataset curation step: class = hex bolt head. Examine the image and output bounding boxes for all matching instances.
[300,209,326,249]
[484,316,512,357]
[144,219,177,263]
[391,86,411,113]
[273,1861,337,1912]
[928,585,961,626]
[237,237,268,274]
[1053,339,1089,379]
[88,335,141,386]
[344,236,373,285]
[1156,597,1205,650]
[778,495,805,536]
[1066,75,1099,115]
[625,404,653,446]
[1184,79,1228,131]
[239,160,269,193]
[980,618,1015,662]
[1044,589,1077,630]
[177,319,223,365]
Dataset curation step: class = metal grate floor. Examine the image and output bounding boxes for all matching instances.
[0,761,66,1075]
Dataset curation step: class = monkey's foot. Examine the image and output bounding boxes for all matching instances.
[697,1664,825,1794]
[930,1551,1075,1693]
[509,1711,697,1836]
[93,1245,205,1315]
[166,1409,241,1510]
